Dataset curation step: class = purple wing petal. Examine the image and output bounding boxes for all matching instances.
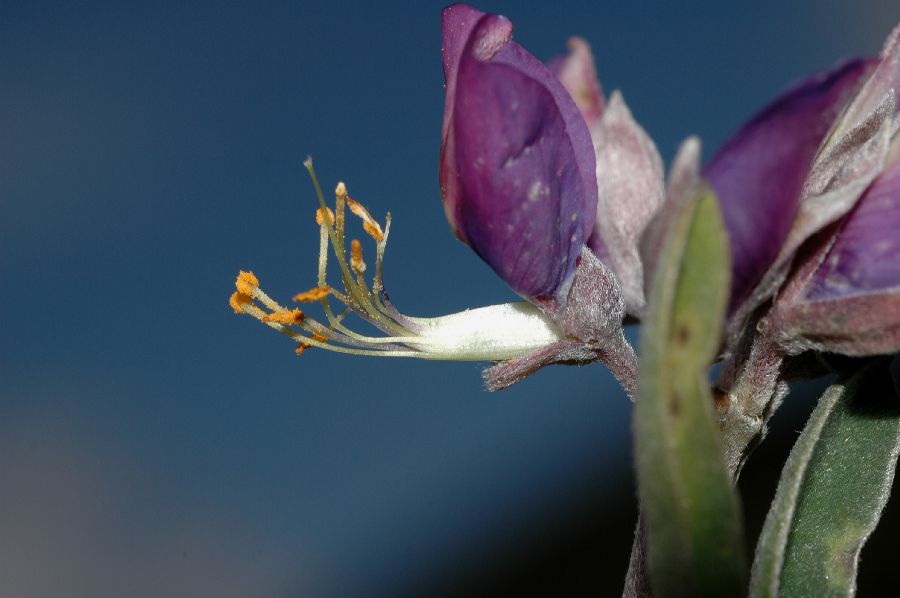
[548,36,605,129]
[440,5,598,299]
[765,150,900,356]
[440,3,487,138]
[807,153,900,301]
[440,3,494,243]
[703,59,873,312]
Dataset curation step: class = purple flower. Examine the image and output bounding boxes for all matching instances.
[231,4,641,395]
[764,135,900,356]
[441,4,664,317]
[232,4,666,394]
[439,3,655,391]
[704,24,900,349]
[704,59,875,313]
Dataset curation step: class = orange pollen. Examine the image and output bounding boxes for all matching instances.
[229,291,253,314]
[235,270,259,296]
[363,222,384,242]
[296,332,327,355]
[292,285,332,302]
[316,207,335,226]
[346,197,384,241]
[262,308,305,325]
[350,239,366,273]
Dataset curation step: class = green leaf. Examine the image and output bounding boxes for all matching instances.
[634,185,746,596]
[750,357,900,598]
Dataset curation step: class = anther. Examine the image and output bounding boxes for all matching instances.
[229,291,253,314]
[346,197,385,241]
[316,207,335,226]
[263,308,305,324]
[350,239,366,274]
[235,270,259,296]
[295,333,327,356]
[293,285,332,302]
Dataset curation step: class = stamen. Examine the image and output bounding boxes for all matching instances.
[316,207,335,226]
[372,213,392,307]
[246,282,286,313]
[293,285,332,302]
[235,270,259,296]
[305,160,407,335]
[296,332,328,356]
[350,239,366,274]
[229,291,252,314]
[231,158,568,364]
[312,190,394,343]
[335,182,347,234]
[347,196,385,241]
[263,308,305,324]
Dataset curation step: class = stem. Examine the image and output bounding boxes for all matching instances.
[715,333,789,477]
[599,330,639,399]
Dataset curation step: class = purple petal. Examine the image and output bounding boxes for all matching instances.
[439,4,496,247]
[727,86,895,348]
[725,75,893,350]
[548,36,605,129]
[703,58,873,312]
[807,153,900,300]
[440,5,599,299]
[440,3,487,138]
[764,148,900,356]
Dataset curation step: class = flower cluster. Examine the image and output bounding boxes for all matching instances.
[707,25,900,424]
[232,3,899,396]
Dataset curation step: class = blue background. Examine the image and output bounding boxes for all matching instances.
[2,1,898,596]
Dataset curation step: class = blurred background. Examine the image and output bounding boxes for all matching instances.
[2,1,899,596]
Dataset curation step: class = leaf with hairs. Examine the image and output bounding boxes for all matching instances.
[634,185,746,596]
[750,356,900,598]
